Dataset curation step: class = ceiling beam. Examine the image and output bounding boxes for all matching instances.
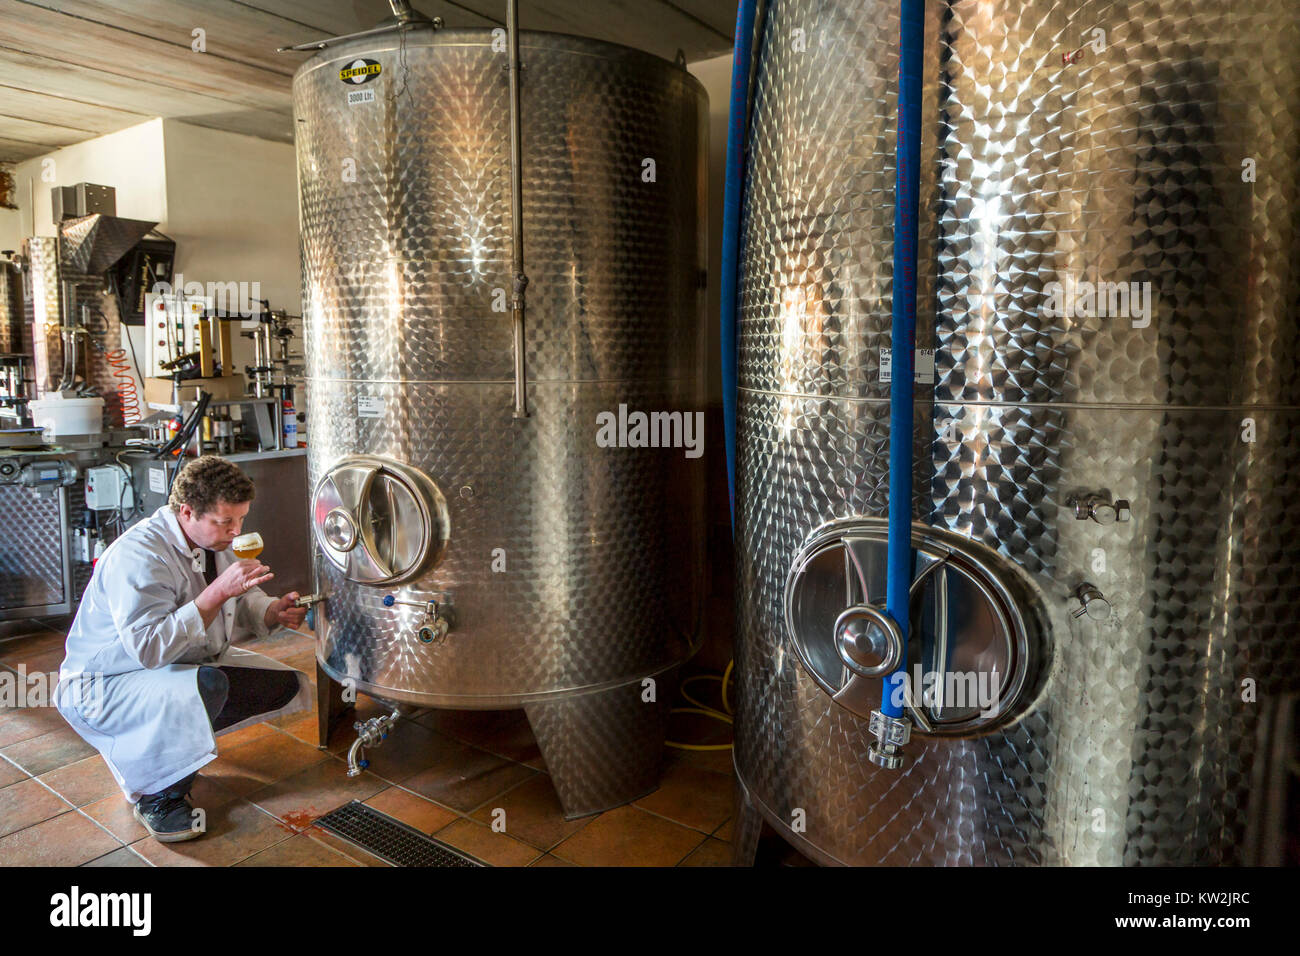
[0,135,56,162]
[400,0,733,61]
[662,0,737,40]
[2,0,291,112]
[0,46,292,143]
[0,113,97,149]
[21,0,322,75]
[235,0,497,37]
[0,85,151,134]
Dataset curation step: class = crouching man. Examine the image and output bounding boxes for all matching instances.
[55,455,312,843]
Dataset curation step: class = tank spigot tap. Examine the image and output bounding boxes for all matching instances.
[867,709,911,770]
[292,592,327,630]
[346,709,401,777]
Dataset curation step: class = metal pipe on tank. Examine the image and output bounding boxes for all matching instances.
[278,0,435,52]
[250,325,269,397]
[507,0,529,419]
[57,279,81,392]
[345,709,400,776]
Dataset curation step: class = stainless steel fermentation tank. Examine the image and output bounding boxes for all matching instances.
[733,0,1300,865]
[293,28,707,817]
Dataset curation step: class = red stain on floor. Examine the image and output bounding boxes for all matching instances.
[280,810,319,831]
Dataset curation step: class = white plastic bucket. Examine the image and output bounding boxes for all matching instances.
[30,396,105,437]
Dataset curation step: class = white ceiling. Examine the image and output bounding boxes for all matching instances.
[0,0,737,163]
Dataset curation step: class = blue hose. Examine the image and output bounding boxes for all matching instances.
[721,0,760,530]
[882,0,925,718]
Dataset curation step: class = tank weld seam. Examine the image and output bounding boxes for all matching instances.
[305,377,700,387]
[317,656,691,705]
[737,386,1300,413]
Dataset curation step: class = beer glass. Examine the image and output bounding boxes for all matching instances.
[232,532,264,560]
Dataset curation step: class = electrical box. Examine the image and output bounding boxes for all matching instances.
[129,458,177,516]
[85,465,134,511]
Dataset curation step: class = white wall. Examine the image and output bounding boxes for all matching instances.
[0,207,22,255]
[161,119,300,316]
[1,119,167,249]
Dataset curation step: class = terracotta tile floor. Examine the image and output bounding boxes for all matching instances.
[0,621,743,867]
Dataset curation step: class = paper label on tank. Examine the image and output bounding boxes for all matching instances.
[149,467,166,494]
[880,348,935,385]
[357,396,385,419]
[346,89,376,106]
[915,349,935,384]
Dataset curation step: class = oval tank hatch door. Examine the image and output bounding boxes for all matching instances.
[311,455,450,586]
[784,519,1042,736]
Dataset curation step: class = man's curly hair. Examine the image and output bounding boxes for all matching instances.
[168,455,255,516]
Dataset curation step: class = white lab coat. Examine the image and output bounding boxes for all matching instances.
[55,505,312,802]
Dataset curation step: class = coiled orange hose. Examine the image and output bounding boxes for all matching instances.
[106,348,140,425]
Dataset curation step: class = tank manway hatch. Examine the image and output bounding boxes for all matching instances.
[784,519,1047,736]
[311,455,449,586]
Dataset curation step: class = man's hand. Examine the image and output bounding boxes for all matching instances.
[215,559,274,602]
[264,591,308,631]
[195,560,274,627]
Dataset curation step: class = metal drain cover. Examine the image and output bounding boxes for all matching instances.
[313,801,487,867]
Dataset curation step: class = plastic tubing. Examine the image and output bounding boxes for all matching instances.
[720,0,760,529]
[882,0,925,718]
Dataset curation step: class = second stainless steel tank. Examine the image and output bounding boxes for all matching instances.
[732,0,1299,865]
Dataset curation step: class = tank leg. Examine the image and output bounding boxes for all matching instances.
[315,659,353,749]
[731,774,763,866]
[524,671,677,820]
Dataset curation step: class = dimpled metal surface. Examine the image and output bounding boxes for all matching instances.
[524,675,676,819]
[734,0,1300,865]
[0,485,65,612]
[293,31,706,709]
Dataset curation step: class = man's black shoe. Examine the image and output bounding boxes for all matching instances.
[133,775,205,843]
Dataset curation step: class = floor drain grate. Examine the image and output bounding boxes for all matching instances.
[313,801,487,867]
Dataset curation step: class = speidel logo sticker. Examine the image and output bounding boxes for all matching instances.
[339,58,382,84]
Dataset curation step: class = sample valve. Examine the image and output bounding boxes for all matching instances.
[383,592,454,645]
